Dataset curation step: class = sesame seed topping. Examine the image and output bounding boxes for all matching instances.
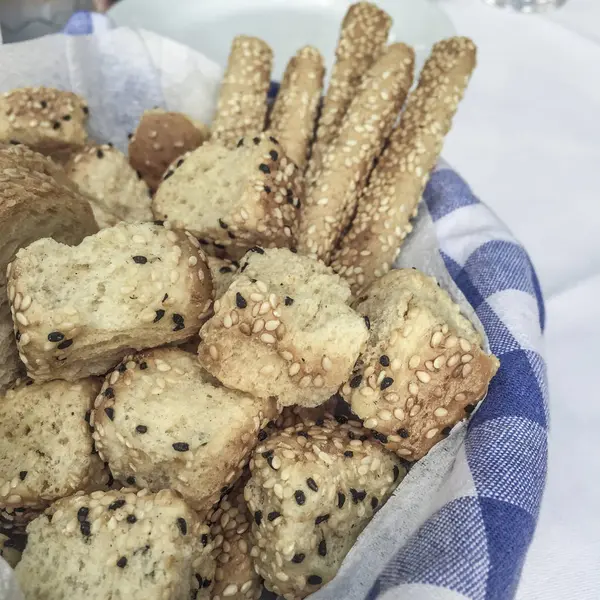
[393,465,400,481]
[308,575,322,585]
[267,511,281,521]
[292,553,305,563]
[47,331,64,342]
[127,514,137,524]
[153,309,165,323]
[259,163,270,174]
[177,517,187,535]
[379,355,390,367]
[57,339,73,350]
[132,255,147,264]
[172,442,190,452]
[96,149,104,159]
[337,492,346,508]
[77,507,89,522]
[306,478,318,492]
[108,500,125,511]
[364,316,370,329]
[19,471,27,481]
[254,511,262,526]
[350,375,362,388]
[318,539,327,556]
[294,490,306,505]
[315,514,329,525]
[104,407,114,421]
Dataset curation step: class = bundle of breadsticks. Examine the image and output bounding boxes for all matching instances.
[0,3,498,600]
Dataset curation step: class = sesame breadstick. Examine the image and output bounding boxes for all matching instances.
[297,43,415,262]
[268,46,325,169]
[305,2,392,183]
[331,37,477,294]
[211,36,273,148]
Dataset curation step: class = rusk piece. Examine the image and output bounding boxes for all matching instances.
[128,109,210,192]
[66,144,152,228]
[8,222,212,382]
[244,417,405,599]
[153,134,302,259]
[0,145,97,391]
[305,2,392,183]
[211,36,273,148]
[331,38,477,293]
[297,43,415,262]
[0,378,107,513]
[198,248,368,408]
[268,46,325,169]
[0,87,89,162]
[15,489,215,600]
[93,348,278,513]
[345,269,499,460]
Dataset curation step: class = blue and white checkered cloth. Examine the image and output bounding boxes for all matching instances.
[57,14,547,600]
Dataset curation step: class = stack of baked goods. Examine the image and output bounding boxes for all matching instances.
[0,3,499,599]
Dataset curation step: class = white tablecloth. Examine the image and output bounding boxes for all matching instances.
[436,1,600,597]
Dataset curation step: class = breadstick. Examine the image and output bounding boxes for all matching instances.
[211,36,273,148]
[331,37,477,294]
[305,2,391,183]
[268,46,325,169]
[297,43,415,262]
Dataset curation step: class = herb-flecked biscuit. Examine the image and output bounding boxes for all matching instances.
[207,477,262,600]
[345,269,499,460]
[244,417,405,599]
[128,109,210,192]
[65,144,153,228]
[0,87,89,162]
[0,378,108,514]
[7,222,213,382]
[198,248,368,408]
[93,348,279,513]
[15,488,215,600]
[153,134,302,260]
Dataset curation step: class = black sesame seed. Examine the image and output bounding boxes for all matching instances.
[53,122,61,130]
[348,431,356,440]
[154,309,165,323]
[315,514,329,525]
[62,114,72,122]
[219,266,232,273]
[83,106,89,115]
[104,407,114,421]
[218,218,228,229]
[350,375,362,388]
[379,355,390,367]
[269,136,279,145]
[393,465,400,481]
[364,316,370,329]
[26,379,33,386]
[294,490,306,506]
[104,387,114,398]
[343,451,353,458]
[240,263,248,272]
[235,292,247,309]
[350,488,366,503]
[18,470,27,481]
[126,476,136,485]
[153,219,164,226]
[172,442,189,452]
[253,137,260,145]
[177,517,187,535]
[80,520,91,537]
[237,138,244,148]
[172,314,185,331]
[127,132,133,139]
[267,511,281,522]
[201,534,208,546]
[127,514,137,524]
[337,492,346,508]
[84,410,91,424]
[257,429,268,441]
[162,294,168,302]
[57,339,73,350]
[40,100,48,108]
[442,426,452,436]
[292,553,305,564]
[77,507,89,522]
[132,255,147,264]
[116,557,127,568]
[380,377,394,390]
[264,185,272,193]
[465,404,475,414]
[297,431,309,438]
[286,189,294,204]
[261,449,274,459]
[176,158,184,168]
[108,500,126,511]
[372,431,388,444]
[308,575,322,585]
[250,246,265,254]
[96,149,104,159]
[140,362,148,370]
[164,171,173,180]
[202,579,211,588]
[254,510,262,526]
[9,139,20,145]
[258,163,270,174]
[269,150,278,161]
[315,418,324,426]
[47,331,64,342]
[359,434,368,441]
[335,415,348,425]
[307,478,318,492]
[397,428,409,438]
[284,296,294,306]
[371,497,379,510]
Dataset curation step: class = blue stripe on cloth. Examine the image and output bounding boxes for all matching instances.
[367,497,489,600]
[424,168,480,222]
[479,498,536,600]
[63,11,93,35]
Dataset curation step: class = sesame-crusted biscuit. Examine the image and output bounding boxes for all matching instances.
[65,144,153,228]
[0,378,108,516]
[7,222,213,382]
[198,248,368,408]
[244,417,405,599]
[0,533,21,568]
[211,36,273,149]
[331,38,477,293]
[153,134,302,260]
[305,2,392,184]
[345,269,499,460]
[208,477,262,600]
[297,43,415,262]
[93,348,279,513]
[0,145,98,391]
[268,46,325,170]
[0,87,89,163]
[207,256,240,300]
[16,488,215,600]
[128,109,210,192]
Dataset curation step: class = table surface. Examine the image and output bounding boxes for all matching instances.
[437,1,600,598]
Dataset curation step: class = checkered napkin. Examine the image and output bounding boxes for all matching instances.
[0,21,547,600]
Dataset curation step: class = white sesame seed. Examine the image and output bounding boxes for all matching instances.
[409,355,420,369]
[461,354,473,363]
[209,345,219,360]
[426,428,439,439]
[459,338,472,352]
[260,333,276,344]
